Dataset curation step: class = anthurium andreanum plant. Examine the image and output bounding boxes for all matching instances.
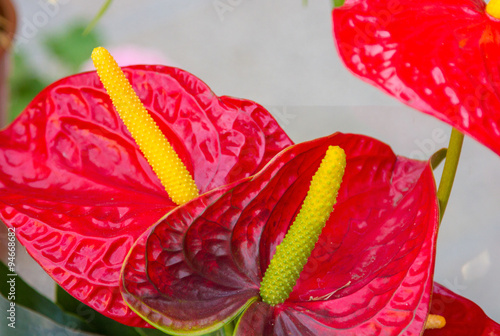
[0,45,499,336]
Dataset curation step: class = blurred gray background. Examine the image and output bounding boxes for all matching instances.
[8,0,500,322]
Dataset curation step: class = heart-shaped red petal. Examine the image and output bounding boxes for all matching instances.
[122,132,439,335]
[0,65,292,326]
[121,185,258,333]
[271,158,438,335]
[333,0,500,156]
[424,282,500,335]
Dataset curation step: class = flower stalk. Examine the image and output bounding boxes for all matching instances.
[437,128,464,222]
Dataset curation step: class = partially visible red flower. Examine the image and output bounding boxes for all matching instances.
[0,66,292,326]
[333,0,500,156]
[121,132,442,335]
[425,283,500,335]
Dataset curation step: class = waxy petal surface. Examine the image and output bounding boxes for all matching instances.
[424,282,500,336]
[0,65,292,326]
[333,0,500,155]
[122,133,439,335]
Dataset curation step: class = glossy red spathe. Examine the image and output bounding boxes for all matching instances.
[121,132,440,335]
[0,65,293,326]
[333,0,500,156]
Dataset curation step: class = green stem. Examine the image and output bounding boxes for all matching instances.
[83,0,113,35]
[436,128,464,222]
[333,0,346,7]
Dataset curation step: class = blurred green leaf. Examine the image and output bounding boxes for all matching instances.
[44,22,101,72]
[0,293,103,336]
[56,285,142,336]
[0,261,95,332]
[8,51,48,121]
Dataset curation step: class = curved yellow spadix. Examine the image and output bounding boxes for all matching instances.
[91,47,199,205]
[260,145,346,305]
[487,0,500,19]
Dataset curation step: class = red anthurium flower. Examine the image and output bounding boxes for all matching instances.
[121,132,442,335]
[424,283,500,335]
[0,66,293,326]
[332,0,500,156]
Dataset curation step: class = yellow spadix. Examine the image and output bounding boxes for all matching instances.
[91,47,199,205]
